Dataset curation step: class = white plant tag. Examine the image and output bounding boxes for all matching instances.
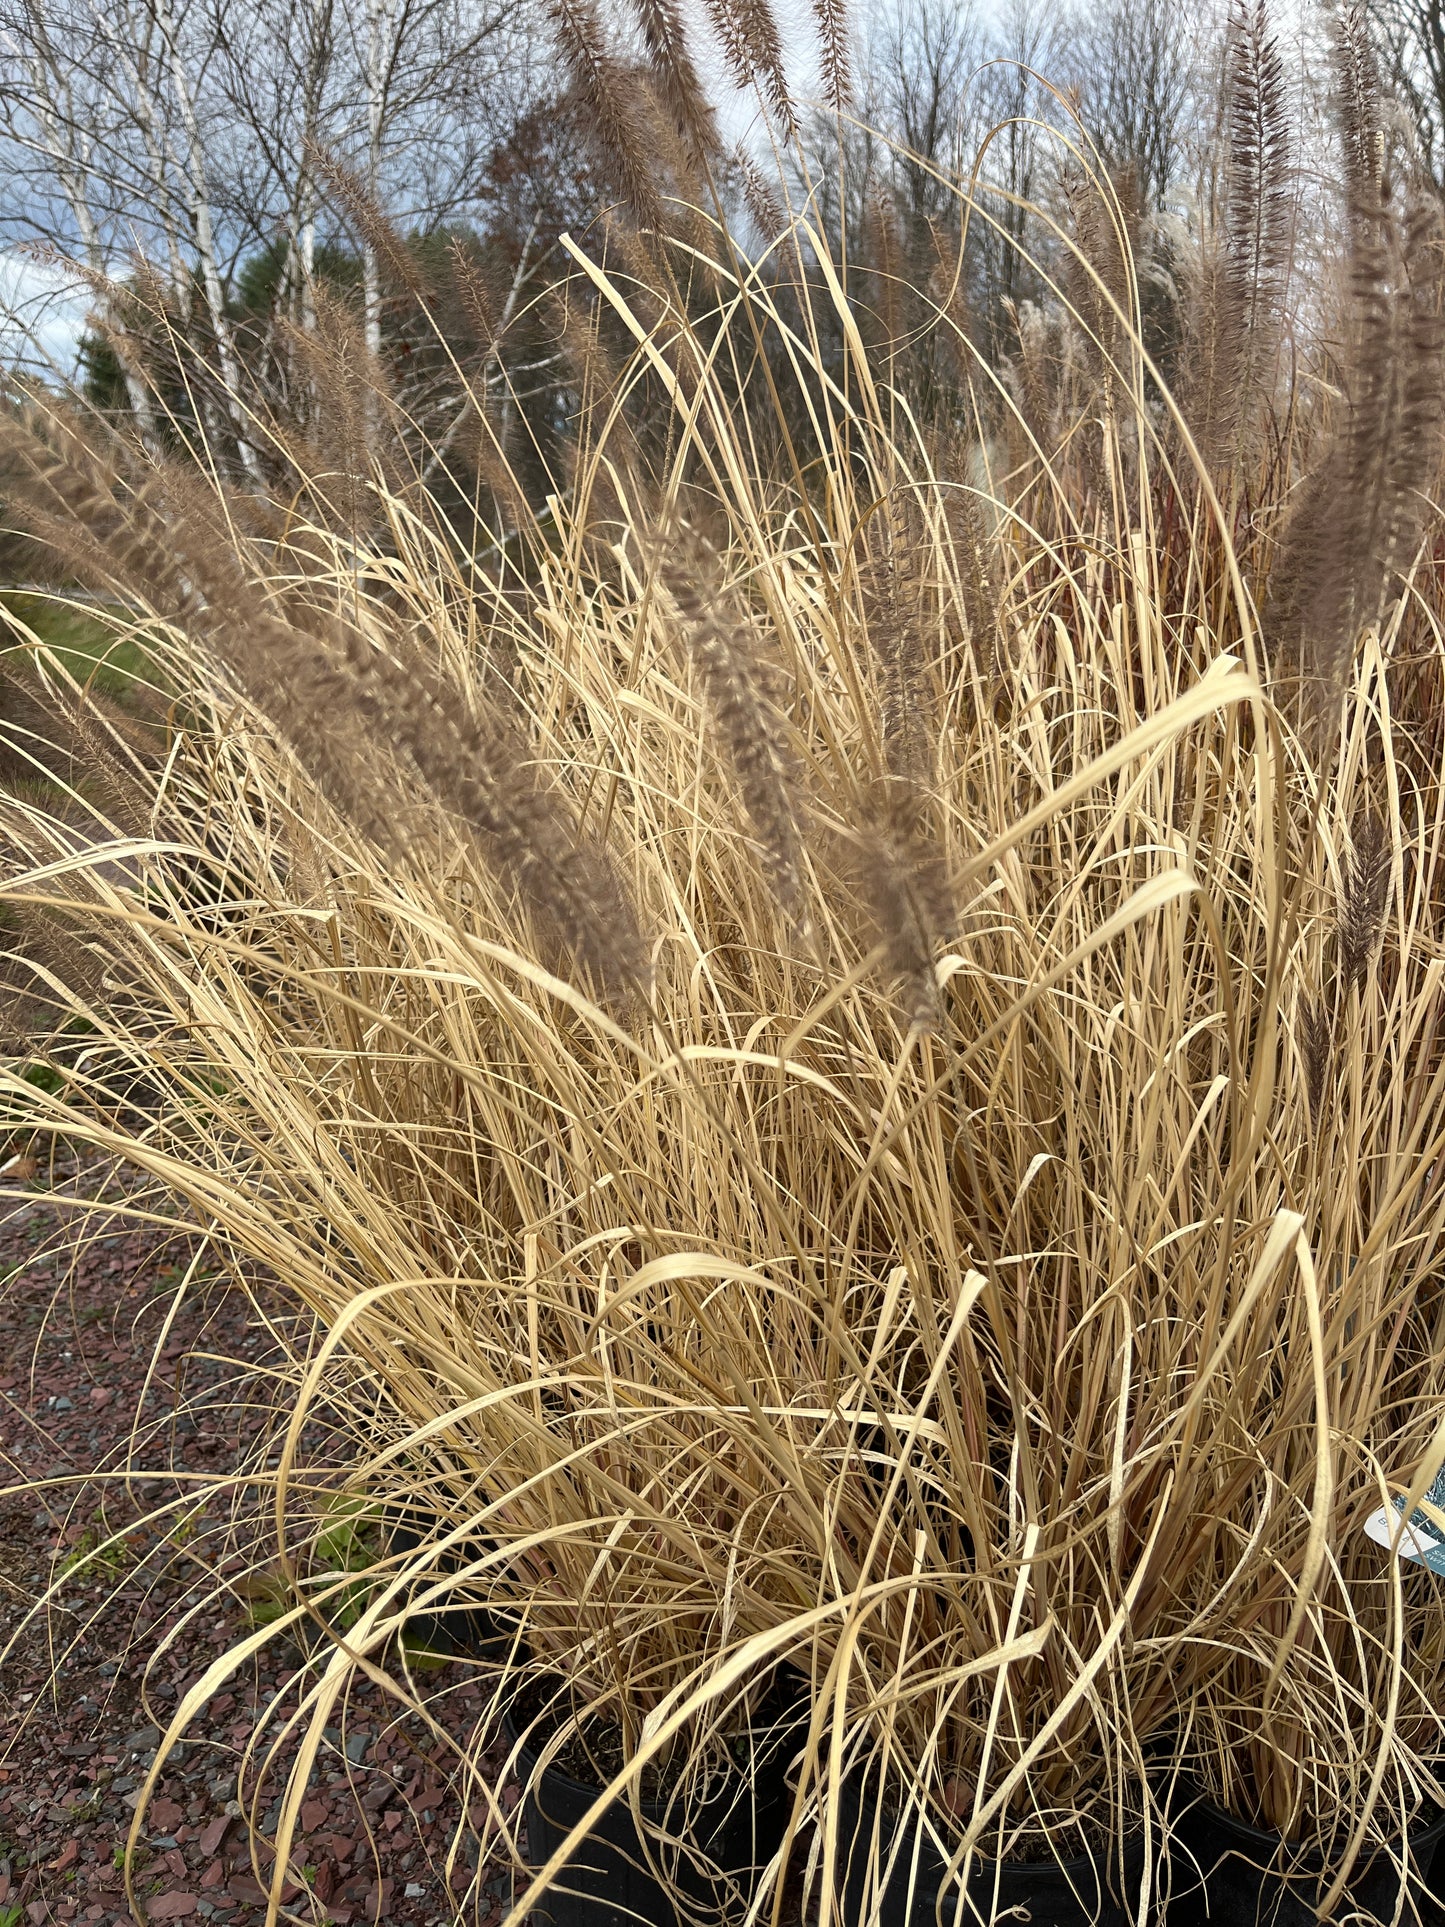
[1365,1467,1445,1575]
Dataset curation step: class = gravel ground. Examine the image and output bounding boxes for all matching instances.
[0,1148,520,1927]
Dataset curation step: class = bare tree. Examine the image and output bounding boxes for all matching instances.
[972,0,1064,338]
[0,0,158,431]
[0,0,539,454]
[1070,0,1203,209]
[198,0,341,328]
[1365,0,1445,191]
[775,0,1069,393]
[862,0,1065,356]
[872,0,983,234]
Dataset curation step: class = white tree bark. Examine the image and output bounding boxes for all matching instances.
[362,0,397,362]
[145,0,261,476]
[0,0,541,478]
[12,0,160,443]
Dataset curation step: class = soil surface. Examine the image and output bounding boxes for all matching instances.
[0,1148,520,1927]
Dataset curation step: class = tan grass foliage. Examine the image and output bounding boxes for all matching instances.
[3,56,1445,1927]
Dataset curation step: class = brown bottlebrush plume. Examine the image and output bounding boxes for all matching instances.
[662,543,810,922]
[1226,1,1291,370]
[546,0,663,230]
[738,0,794,134]
[0,421,404,856]
[732,149,806,288]
[272,287,394,534]
[1271,192,1445,706]
[111,257,238,447]
[812,0,853,112]
[0,884,112,1048]
[733,148,785,246]
[629,0,718,162]
[859,504,932,789]
[0,701,166,1052]
[697,0,757,121]
[0,656,86,799]
[259,625,651,994]
[0,406,179,605]
[1267,12,1445,720]
[926,218,973,360]
[699,0,795,136]
[20,249,163,448]
[1004,299,1060,452]
[1297,994,1331,1121]
[34,678,162,846]
[0,409,651,994]
[597,84,716,263]
[553,279,631,418]
[654,80,720,241]
[855,797,952,1031]
[461,402,533,534]
[310,150,431,310]
[863,191,907,366]
[594,206,669,327]
[1332,4,1384,220]
[1183,240,1238,469]
[1371,195,1445,596]
[1002,298,1084,472]
[854,504,954,1029]
[1189,0,1292,467]
[449,237,500,354]
[320,625,653,994]
[935,460,1000,681]
[1339,813,1391,990]
[1265,455,1344,704]
[549,282,646,521]
[1065,163,1142,392]
[128,257,175,327]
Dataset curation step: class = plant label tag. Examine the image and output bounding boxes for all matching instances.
[1365,1467,1445,1574]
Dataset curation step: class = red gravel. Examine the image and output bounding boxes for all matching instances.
[0,1149,521,1927]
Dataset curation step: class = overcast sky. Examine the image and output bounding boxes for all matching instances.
[0,249,91,381]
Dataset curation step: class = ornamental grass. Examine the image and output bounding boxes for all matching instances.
[4,16,1445,1924]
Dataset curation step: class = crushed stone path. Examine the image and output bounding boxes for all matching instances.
[0,1149,519,1927]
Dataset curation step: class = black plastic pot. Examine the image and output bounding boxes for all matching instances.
[837,1783,1146,1927]
[381,1504,515,1660]
[507,1699,798,1927]
[1168,1795,1445,1926]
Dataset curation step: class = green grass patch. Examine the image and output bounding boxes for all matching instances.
[0,590,153,702]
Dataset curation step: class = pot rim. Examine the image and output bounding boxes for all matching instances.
[840,1782,1149,1882]
[503,1705,790,1821]
[1180,1790,1445,1862]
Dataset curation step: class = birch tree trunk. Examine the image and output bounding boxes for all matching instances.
[145,0,262,477]
[15,0,160,443]
[362,0,396,362]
